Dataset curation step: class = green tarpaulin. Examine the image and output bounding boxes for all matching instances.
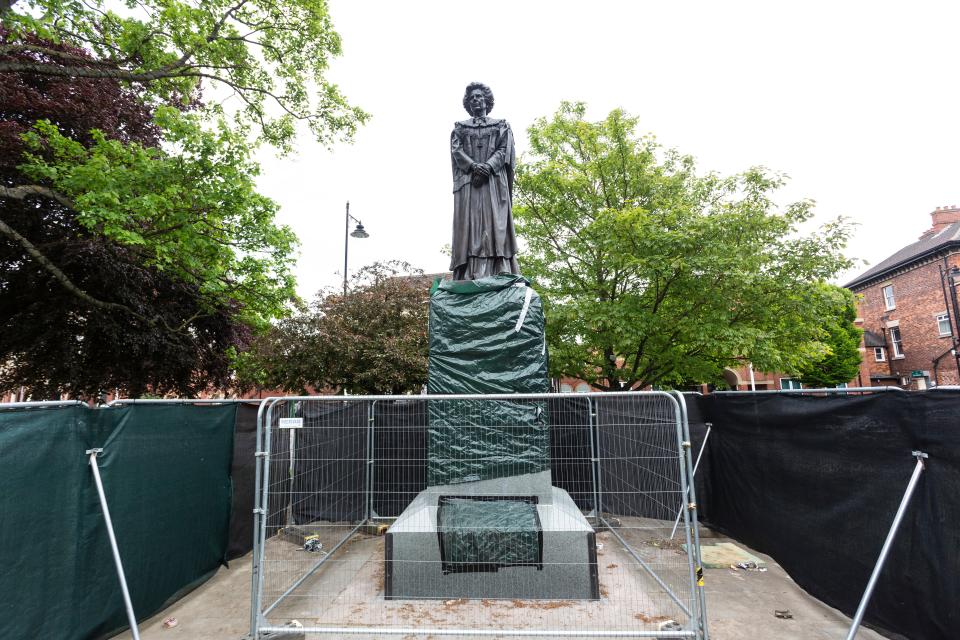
[428,274,548,396]
[426,274,550,486]
[437,497,542,573]
[0,403,236,640]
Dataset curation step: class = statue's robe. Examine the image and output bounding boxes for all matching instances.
[449,116,520,281]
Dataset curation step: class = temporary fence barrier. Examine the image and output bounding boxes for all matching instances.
[250,392,709,639]
[6,387,951,640]
[0,401,238,640]
[699,388,957,640]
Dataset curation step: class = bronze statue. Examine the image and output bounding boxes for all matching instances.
[449,82,520,280]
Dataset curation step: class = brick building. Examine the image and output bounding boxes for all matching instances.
[845,205,960,389]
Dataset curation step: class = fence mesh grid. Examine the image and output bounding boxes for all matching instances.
[253,393,704,638]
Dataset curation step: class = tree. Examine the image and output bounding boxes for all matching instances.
[0,37,250,397]
[0,2,367,396]
[514,102,853,390]
[798,285,863,388]
[0,231,250,398]
[239,262,430,395]
[1,0,368,150]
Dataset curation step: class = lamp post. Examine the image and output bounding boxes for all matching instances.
[343,200,369,296]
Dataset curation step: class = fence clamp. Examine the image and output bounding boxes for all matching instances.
[252,508,266,515]
[255,451,268,458]
[85,448,103,457]
[688,502,697,511]
[912,450,929,468]
[681,441,691,449]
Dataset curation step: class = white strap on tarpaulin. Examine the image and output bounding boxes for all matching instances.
[515,285,534,332]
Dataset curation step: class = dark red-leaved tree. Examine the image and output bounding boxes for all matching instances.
[0,32,243,399]
[240,262,429,396]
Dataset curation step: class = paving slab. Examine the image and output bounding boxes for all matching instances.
[686,541,767,569]
[114,526,889,640]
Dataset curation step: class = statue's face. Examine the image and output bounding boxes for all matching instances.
[467,89,487,117]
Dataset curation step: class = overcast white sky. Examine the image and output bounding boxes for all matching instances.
[254,0,960,300]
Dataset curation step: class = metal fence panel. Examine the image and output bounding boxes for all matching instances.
[251,392,708,638]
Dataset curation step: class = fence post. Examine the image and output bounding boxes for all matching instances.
[588,397,604,520]
[367,401,377,522]
[671,391,712,640]
[251,398,280,639]
[585,397,600,521]
[845,451,928,640]
[671,392,709,640]
[249,399,270,637]
[86,448,141,640]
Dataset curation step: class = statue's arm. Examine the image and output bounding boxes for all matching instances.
[484,123,514,174]
[451,125,476,171]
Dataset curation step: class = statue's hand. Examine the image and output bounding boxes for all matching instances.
[475,163,492,177]
[471,172,488,188]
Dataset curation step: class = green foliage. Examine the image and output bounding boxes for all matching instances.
[2,0,369,150]
[239,262,430,395]
[0,2,368,395]
[798,286,863,387]
[514,102,854,390]
[17,112,298,327]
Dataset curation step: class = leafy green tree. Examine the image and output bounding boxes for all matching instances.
[798,285,863,387]
[1,0,368,149]
[11,114,298,328]
[0,2,367,395]
[514,102,853,390]
[239,262,430,395]
[0,37,257,397]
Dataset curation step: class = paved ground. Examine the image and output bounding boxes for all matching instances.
[116,526,887,640]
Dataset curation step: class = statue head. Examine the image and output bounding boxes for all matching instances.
[463,82,494,117]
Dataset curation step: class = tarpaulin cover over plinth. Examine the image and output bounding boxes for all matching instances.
[427,274,550,486]
[437,496,543,573]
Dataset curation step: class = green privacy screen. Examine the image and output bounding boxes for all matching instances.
[0,403,236,640]
[427,274,550,486]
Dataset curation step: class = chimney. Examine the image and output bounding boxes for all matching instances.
[927,204,960,235]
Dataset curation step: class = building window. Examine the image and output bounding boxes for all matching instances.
[882,285,896,310]
[889,326,904,358]
[779,378,803,390]
[937,312,952,337]
[874,347,886,361]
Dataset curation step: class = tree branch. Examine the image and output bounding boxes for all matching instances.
[0,216,156,326]
[0,184,75,209]
[0,43,105,66]
[0,58,193,81]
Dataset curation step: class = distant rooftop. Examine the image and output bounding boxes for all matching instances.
[845,205,960,289]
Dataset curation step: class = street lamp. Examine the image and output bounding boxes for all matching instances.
[343,200,369,296]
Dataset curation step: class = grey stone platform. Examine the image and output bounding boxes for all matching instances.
[385,485,598,600]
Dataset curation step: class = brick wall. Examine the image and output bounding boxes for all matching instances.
[853,252,960,388]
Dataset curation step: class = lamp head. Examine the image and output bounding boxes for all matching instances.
[350,223,369,239]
